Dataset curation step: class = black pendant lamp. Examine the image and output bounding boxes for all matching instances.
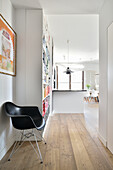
[64,40,74,74]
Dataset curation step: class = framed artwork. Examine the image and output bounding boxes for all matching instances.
[0,14,17,76]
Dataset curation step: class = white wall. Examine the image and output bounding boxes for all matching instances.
[0,0,16,160]
[99,0,113,146]
[15,9,42,110]
[108,23,113,153]
[15,9,43,141]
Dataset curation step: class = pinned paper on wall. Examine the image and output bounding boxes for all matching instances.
[0,14,17,76]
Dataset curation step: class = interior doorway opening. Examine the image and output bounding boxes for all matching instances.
[45,14,99,130]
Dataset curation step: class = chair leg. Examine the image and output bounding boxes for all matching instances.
[87,97,90,103]
[8,141,18,161]
[33,131,43,163]
[29,141,40,159]
[7,130,44,163]
[19,130,24,145]
[41,136,46,145]
[7,131,25,161]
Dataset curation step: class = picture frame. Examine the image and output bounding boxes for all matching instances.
[0,14,17,76]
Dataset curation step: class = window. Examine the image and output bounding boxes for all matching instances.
[58,66,69,90]
[71,71,82,90]
[58,65,83,90]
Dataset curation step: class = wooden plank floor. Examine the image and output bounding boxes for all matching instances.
[0,113,113,170]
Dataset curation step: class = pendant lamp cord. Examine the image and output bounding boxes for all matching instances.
[67,40,69,64]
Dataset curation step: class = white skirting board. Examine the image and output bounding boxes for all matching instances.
[98,132,107,147]
[43,113,52,138]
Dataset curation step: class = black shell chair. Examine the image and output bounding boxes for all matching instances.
[3,102,46,163]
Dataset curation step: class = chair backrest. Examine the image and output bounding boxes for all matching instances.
[3,102,41,130]
[3,102,21,117]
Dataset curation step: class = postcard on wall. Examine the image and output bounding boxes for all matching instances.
[0,14,16,76]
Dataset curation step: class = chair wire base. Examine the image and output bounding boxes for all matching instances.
[8,129,46,163]
[36,131,46,144]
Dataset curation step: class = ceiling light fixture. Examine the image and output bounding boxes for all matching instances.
[64,40,74,74]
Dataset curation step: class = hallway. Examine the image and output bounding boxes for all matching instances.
[0,112,113,170]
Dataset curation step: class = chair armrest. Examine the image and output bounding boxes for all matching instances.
[19,106,44,129]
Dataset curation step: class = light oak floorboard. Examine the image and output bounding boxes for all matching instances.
[0,113,113,170]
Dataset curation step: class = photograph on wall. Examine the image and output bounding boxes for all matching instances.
[0,14,16,76]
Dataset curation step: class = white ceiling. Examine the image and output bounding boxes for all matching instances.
[10,0,41,9]
[47,15,99,64]
[39,0,105,14]
[11,0,105,14]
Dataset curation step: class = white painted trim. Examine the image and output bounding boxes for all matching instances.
[0,138,15,160]
[107,145,113,154]
[98,132,107,147]
[43,114,53,138]
[53,112,83,114]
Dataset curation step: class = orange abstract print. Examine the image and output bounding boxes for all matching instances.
[0,16,15,73]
